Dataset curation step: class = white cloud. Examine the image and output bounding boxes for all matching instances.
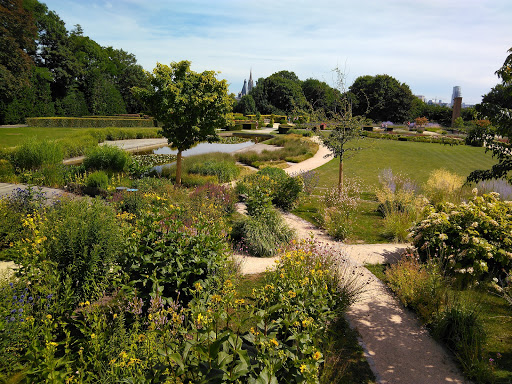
[41,0,512,104]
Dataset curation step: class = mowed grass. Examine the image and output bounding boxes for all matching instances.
[315,138,498,192]
[294,138,498,244]
[0,127,86,148]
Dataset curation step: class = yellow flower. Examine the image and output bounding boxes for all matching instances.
[211,294,222,303]
[46,314,52,320]
[313,351,322,360]
[194,282,203,292]
[287,290,297,298]
[85,301,90,306]
[46,341,58,348]
[270,338,278,347]
[300,364,307,373]
[119,351,128,360]
[235,298,245,305]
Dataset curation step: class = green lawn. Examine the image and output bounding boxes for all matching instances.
[294,138,499,244]
[315,138,497,192]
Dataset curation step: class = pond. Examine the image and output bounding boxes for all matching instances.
[149,140,255,173]
[152,140,255,156]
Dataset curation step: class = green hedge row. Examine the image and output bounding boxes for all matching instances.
[363,131,465,145]
[26,117,156,128]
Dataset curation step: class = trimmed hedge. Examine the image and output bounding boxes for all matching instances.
[26,117,155,128]
[362,131,464,145]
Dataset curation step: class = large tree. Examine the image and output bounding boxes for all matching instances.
[468,48,512,183]
[251,70,308,115]
[0,0,37,121]
[349,74,414,123]
[132,61,233,185]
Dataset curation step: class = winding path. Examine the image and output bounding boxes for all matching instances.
[1,134,467,383]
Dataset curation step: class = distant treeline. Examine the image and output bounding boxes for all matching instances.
[0,0,150,124]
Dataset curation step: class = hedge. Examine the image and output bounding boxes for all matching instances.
[362,131,465,145]
[26,117,156,128]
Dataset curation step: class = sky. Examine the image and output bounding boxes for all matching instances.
[41,0,512,105]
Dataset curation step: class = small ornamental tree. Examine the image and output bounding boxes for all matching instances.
[317,67,369,190]
[132,61,233,185]
[415,116,428,127]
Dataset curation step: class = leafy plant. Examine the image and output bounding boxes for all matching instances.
[86,171,108,189]
[83,144,131,172]
[410,192,512,285]
[10,138,64,170]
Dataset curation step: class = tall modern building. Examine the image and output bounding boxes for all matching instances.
[451,86,461,106]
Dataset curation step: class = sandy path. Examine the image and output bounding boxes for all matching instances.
[236,209,466,383]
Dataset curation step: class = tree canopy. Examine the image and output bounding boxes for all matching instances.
[349,74,415,123]
[468,47,512,183]
[132,61,233,185]
[0,0,148,124]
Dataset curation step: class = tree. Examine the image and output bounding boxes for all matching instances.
[349,74,415,123]
[0,0,37,123]
[250,71,308,115]
[233,94,256,115]
[468,48,512,183]
[132,61,233,185]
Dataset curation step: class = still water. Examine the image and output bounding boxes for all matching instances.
[153,141,255,156]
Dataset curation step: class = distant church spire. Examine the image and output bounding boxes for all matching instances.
[237,70,254,99]
[248,69,254,93]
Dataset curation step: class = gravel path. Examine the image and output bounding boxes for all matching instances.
[236,211,466,383]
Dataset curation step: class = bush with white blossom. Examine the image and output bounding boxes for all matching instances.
[409,190,512,284]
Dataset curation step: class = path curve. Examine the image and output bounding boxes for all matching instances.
[236,210,466,384]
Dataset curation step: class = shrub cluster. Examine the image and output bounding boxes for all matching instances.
[236,167,302,211]
[26,117,155,128]
[83,145,131,172]
[0,238,361,383]
[235,134,318,168]
[410,191,512,284]
[363,131,465,145]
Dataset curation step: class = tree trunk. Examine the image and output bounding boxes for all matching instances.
[338,157,343,192]
[176,149,183,186]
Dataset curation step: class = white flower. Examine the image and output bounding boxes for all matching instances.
[472,188,478,195]
[471,222,479,228]
[493,277,499,283]
[439,233,448,241]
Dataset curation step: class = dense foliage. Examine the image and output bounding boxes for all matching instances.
[349,74,415,123]
[410,192,512,284]
[0,0,149,124]
[469,47,512,183]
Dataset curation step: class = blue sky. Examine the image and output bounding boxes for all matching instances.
[42,0,512,105]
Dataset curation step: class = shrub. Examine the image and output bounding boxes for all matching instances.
[10,139,64,170]
[236,167,303,211]
[86,171,109,189]
[83,144,131,172]
[376,169,422,242]
[188,159,240,183]
[410,192,512,284]
[15,198,123,307]
[25,117,155,128]
[120,204,229,305]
